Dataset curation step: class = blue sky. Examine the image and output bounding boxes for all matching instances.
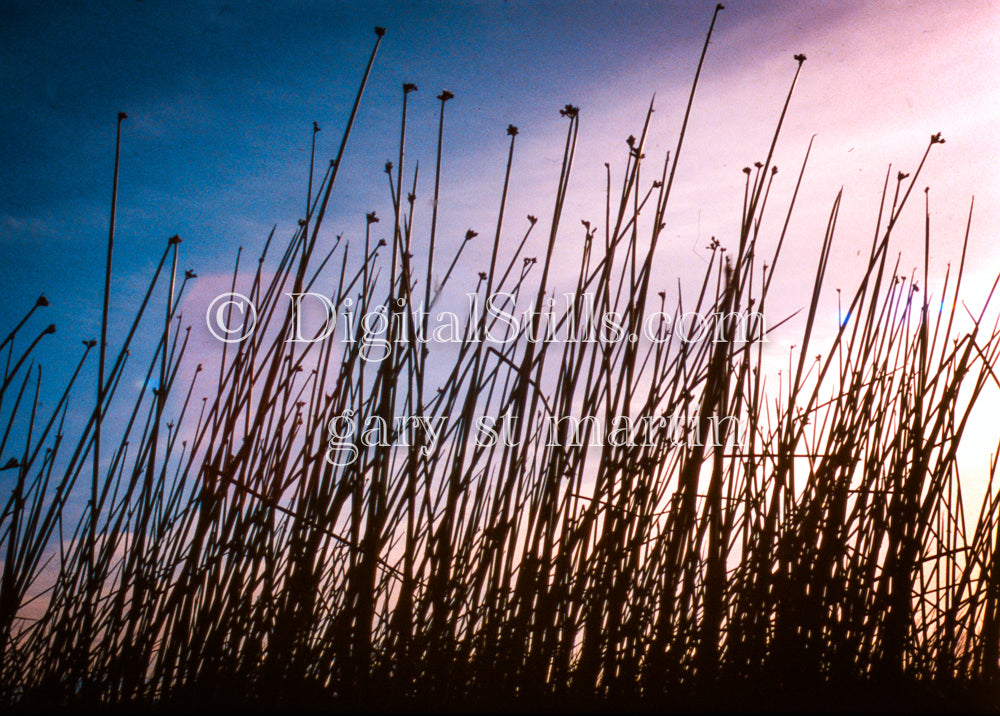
[1,0,716,338]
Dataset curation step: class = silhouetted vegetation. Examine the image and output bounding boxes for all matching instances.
[3,7,1000,712]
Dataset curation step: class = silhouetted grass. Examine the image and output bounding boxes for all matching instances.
[3,8,1000,712]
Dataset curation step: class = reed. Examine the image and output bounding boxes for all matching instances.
[2,10,999,712]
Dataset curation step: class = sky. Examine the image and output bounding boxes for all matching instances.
[3,1,998,324]
[2,0,1000,480]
